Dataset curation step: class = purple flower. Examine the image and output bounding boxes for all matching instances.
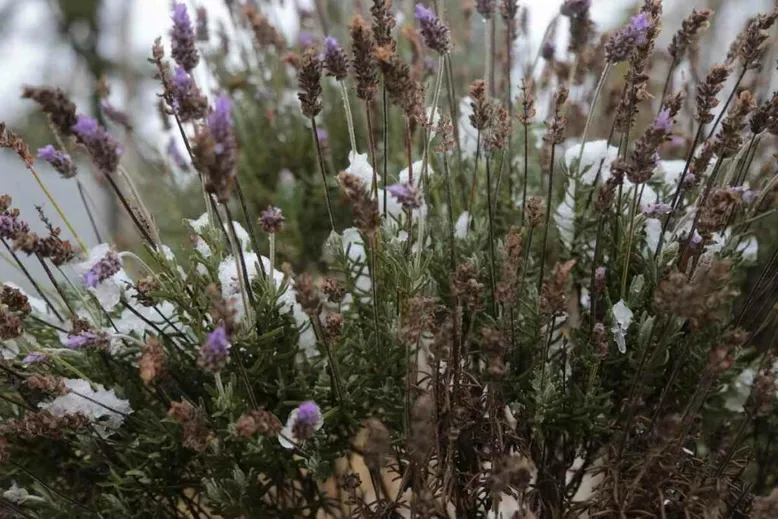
[652,109,673,134]
[323,36,349,80]
[171,66,208,122]
[316,127,329,143]
[729,186,759,204]
[198,325,231,373]
[167,139,190,171]
[605,13,653,63]
[259,206,285,234]
[83,249,122,288]
[387,183,421,211]
[195,94,237,202]
[690,230,703,247]
[171,3,200,71]
[296,401,321,426]
[71,115,122,173]
[299,31,315,48]
[643,203,672,218]
[66,330,110,351]
[416,3,452,54]
[23,353,46,364]
[681,171,696,188]
[594,266,607,291]
[291,400,321,442]
[37,145,77,179]
[629,13,652,46]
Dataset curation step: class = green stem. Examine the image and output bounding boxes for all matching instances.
[620,184,643,300]
[538,144,557,294]
[310,118,336,231]
[340,80,358,153]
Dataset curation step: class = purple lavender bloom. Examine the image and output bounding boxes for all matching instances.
[643,202,672,218]
[605,12,653,63]
[743,190,759,204]
[166,139,190,171]
[652,109,673,134]
[296,401,321,426]
[387,183,421,211]
[595,267,607,283]
[299,31,315,48]
[416,3,452,54]
[290,400,321,442]
[259,206,285,234]
[316,127,329,144]
[66,330,109,351]
[629,13,652,46]
[682,171,696,188]
[208,94,234,155]
[323,36,349,80]
[171,3,200,71]
[83,249,122,288]
[690,230,703,247]
[71,115,122,173]
[198,325,231,373]
[23,353,46,364]
[197,94,236,202]
[37,145,77,179]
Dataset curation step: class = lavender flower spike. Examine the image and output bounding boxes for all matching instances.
[171,3,200,71]
[643,203,672,218]
[72,115,122,174]
[37,145,77,179]
[416,4,452,55]
[323,36,349,80]
[292,401,321,442]
[198,325,231,373]
[195,94,237,202]
[605,12,653,63]
[387,183,421,211]
[66,331,110,351]
[259,206,285,234]
[83,249,122,288]
[652,109,673,134]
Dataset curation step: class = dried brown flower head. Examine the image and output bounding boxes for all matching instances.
[298,47,323,119]
[23,374,66,396]
[654,261,739,329]
[486,104,513,151]
[525,196,545,227]
[168,401,210,452]
[738,11,778,69]
[350,14,379,102]
[696,65,731,124]
[468,80,493,131]
[540,259,576,316]
[0,411,89,440]
[243,6,285,49]
[375,45,424,122]
[235,410,282,438]
[295,273,321,317]
[543,87,569,146]
[21,86,78,137]
[408,393,434,463]
[371,0,397,51]
[714,90,756,158]
[698,188,741,236]
[139,337,166,385]
[324,313,344,342]
[337,172,380,235]
[452,262,485,309]
[668,9,713,62]
[481,326,507,376]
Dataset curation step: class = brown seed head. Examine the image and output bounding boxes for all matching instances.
[696,65,731,124]
[668,9,713,62]
[350,14,379,102]
[298,47,323,119]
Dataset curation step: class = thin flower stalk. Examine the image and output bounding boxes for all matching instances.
[311,119,336,231]
[486,156,498,317]
[339,81,358,154]
[574,63,611,177]
[27,164,87,252]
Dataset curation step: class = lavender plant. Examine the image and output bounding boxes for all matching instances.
[3,0,778,517]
